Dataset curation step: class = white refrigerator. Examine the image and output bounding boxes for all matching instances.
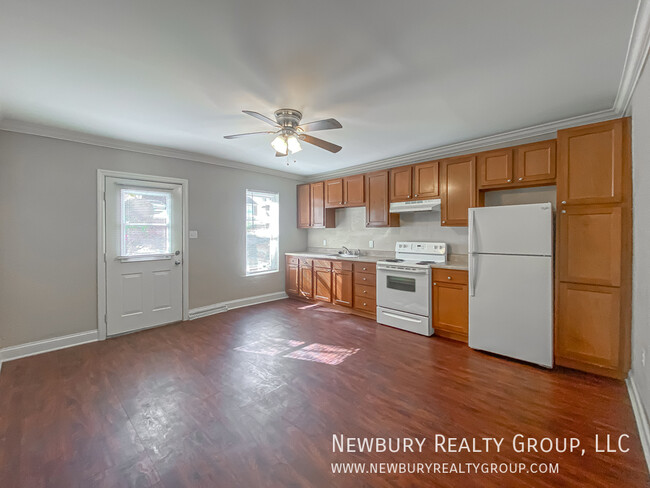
[468,203,553,368]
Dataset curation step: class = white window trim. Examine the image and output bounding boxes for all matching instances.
[245,189,280,277]
[97,169,190,341]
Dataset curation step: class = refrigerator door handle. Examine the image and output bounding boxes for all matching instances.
[469,253,478,297]
[469,209,476,253]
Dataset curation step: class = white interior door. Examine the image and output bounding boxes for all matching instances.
[105,177,183,336]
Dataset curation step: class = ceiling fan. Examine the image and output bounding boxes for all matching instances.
[224,109,342,156]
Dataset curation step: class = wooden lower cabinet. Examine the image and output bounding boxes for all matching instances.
[286,257,299,296]
[333,269,353,307]
[286,257,375,318]
[299,260,313,299]
[556,283,621,373]
[313,263,333,302]
[432,270,469,342]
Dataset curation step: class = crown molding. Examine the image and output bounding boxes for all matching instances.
[307,108,618,181]
[615,0,650,115]
[0,118,307,181]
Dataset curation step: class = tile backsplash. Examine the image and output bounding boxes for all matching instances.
[307,207,469,254]
[306,186,556,255]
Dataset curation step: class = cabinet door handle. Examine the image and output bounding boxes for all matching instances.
[507,179,512,182]
[561,201,567,204]
[340,201,342,204]
[561,210,566,214]
[518,177,523,181]
[442,220,446,224]
[433,282,437,285]
[414,194,418,197]
[447,276,452,280]
[363,278,367,281]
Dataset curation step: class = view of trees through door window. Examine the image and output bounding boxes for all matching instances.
[121,188,172,256]
[246,190,279,275]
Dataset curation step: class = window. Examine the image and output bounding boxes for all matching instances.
[121,188,172,256]
[246,190,279,275]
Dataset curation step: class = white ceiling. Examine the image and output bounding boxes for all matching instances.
[0,0,639,175]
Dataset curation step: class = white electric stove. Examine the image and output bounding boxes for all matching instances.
[376,242,447,336]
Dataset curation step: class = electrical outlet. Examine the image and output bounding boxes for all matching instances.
[369,240,374,248]
[322,239,327,246]
[189,230,198,239]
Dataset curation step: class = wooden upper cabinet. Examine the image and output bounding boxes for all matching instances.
[297,184,311,228]
[558,119,626,205]
[515,140,556,184]
[344,174,365,206]
[477,149,513,188]
[325,175,365,208]
[325,178,344,207]
[412,161,439,199]
[310,182,326,227]
[390,166,413,202]
[557,282,621,369]
[440,155,476,226]
[366,170,399,227]
[558,205,622,287]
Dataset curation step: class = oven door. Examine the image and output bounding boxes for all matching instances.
[376,266,430,317]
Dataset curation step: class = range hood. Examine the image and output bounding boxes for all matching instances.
[389,198,441,213]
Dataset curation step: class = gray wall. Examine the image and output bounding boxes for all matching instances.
[0,131,307,348]
[307,186,556,255]
[631,55,650,426]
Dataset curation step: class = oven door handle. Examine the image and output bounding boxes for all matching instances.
[376,265,429,274]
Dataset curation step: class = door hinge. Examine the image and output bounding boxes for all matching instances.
[104,314,107,324]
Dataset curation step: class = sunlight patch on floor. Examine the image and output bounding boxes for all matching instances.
[234,338,359,365]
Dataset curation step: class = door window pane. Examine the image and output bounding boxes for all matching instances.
[121,189,172,255]
[246,190,279,275]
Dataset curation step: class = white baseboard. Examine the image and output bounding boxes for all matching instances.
[189,291,288,320]
[0,330,99,365]
[627,375,650,472]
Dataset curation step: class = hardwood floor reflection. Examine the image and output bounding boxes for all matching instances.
[0,298,647,487]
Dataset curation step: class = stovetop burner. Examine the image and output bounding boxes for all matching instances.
[384,258,404,263]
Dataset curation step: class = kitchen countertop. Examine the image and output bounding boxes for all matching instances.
[285,251,468,271]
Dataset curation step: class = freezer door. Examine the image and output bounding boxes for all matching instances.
[469,253,553,367]
[469,203,553,256]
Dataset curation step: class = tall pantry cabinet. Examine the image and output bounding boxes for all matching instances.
[555,118,632,379]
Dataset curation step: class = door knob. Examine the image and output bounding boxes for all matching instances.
[175,250,180,255]
[175,260,181,265]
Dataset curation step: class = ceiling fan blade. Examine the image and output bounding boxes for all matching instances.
[275,151,287,157]
[299,118,342,132]
[299,134,342,153]
[223,130,275,139]
[242,110,280,127]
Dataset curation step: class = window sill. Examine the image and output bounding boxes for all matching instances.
[246,270,279,277]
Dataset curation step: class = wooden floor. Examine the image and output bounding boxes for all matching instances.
[0,298,647,487]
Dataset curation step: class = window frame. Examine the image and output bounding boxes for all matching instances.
[245,189,280,276]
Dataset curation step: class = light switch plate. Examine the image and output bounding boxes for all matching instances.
[322,239,327,246]
[189,230,198,239]
[369,240,374,248]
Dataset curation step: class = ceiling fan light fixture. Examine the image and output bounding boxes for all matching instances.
[287,135,302,154]
[271,135,288,155]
